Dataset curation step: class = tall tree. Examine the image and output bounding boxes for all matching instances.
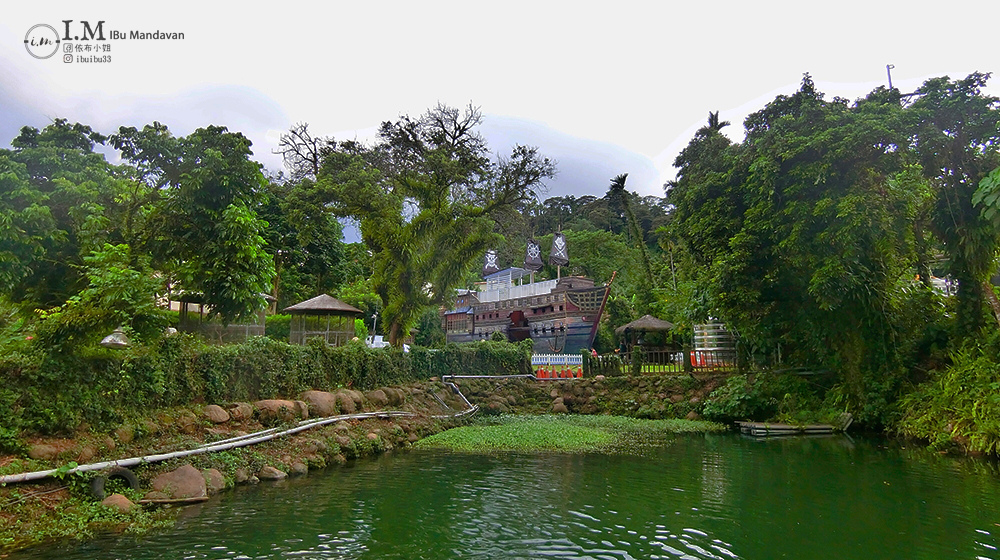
[317,103,555,346]
[907,73,1000,333]
[1,119,134,309]
[275,122,336,181]
[110,123,275,322]
[669,76,928,407]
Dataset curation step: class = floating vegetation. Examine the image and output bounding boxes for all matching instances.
[415,414,726,454]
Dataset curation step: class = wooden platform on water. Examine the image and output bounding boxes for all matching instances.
[737,421,835,437]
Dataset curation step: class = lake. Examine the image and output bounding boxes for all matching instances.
[13,432,1000,559]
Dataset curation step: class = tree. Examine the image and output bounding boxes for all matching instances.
[258,176,346,309]
[275,122,336,181]
[317,103,555,346]
[907,73,1000,334]
[110,123,275,323]
[0,120,136,310]
[669,76,931,413]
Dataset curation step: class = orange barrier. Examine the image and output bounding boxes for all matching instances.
[690,351,706,367]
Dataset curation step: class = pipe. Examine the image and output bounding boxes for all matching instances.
[0,400,476,486]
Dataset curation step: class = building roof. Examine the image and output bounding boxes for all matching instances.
[484,267,533,282]
[445,306,474,315]
[615,314,675,335]
[283,294,363,315]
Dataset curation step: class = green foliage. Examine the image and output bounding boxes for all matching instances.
[701,373,826,425]
[258,177,347,310]
[664,73,1000,411]
[317,104,555,346]
[415,414,725,453]
[353,318,369,342]
[899,330,1000,454]
[0,335,530,435]
[32,243,166,351]
[264,314,291,341]
[110,122,275,323]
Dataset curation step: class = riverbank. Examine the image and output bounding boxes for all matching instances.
[0,373,728,555]
[0,381,470,554]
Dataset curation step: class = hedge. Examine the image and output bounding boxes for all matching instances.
[0,336,532,435]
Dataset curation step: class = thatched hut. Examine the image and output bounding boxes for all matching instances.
[615,314,675,340]
[285,294,363,346]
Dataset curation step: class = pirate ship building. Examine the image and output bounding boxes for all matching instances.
[443,234,613,354]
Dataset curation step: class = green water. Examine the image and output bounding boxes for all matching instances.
[14,433,1000,559]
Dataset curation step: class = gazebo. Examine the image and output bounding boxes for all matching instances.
[284,294,363,346]
[615,315,678,373]
[615,314,675,342]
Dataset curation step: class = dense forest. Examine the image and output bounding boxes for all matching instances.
[3,73,1000,446]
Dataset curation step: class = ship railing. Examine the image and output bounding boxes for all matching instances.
[477,279,558,302]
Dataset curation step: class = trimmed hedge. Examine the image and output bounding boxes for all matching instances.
[0,336,532,435]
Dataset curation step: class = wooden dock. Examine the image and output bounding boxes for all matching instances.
[737,421,835,437]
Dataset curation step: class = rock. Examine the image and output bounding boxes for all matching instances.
[142,490,170,502]
[552,402,569,414]
[102,436,116,451]
[595,375,606,381]
[384,388,406,406]
[689,397,701,404]
[228,402,253,421]
[254,399,307,421]
[366,432,379,441]
[347,390,365,407]
[290,462,309,476]
[28,444,60,461]
[335,392,356,414]
[202,468,226,495]
[176,411,199,434]
[101,493,135,513]
[115,425,135,444]
[335,435,353,449]
[335,421,351,431]
[366,390,389,407]
[670,394,685,403]
[77,445,97,462]
[550,389,560,398]
[204,404,230,424]
[301,390,338,417]
[151,464,207,499]
[685,411,701,421]
[140,419,159,436]
[235,468,251,484]
[258,466,287,481]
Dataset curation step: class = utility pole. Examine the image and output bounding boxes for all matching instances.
[886,64,895,89]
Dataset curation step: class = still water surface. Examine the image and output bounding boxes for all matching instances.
[14,433,1000,559]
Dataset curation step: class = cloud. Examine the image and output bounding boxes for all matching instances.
[481,114,662,199]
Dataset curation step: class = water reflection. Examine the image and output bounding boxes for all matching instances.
[11,434,1000,560]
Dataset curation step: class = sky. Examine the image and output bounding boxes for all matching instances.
[2,1,998,202]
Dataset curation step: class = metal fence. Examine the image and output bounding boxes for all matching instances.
[588,348,739,376]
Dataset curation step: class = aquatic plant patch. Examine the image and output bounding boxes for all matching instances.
[415,414,725,454]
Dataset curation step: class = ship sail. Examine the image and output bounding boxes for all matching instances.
[482,249,500,277]
[524,239,543,271]
[549,232,569,266]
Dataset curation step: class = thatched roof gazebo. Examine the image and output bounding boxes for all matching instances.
[615,315,674,336]
[285,294,363,346]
